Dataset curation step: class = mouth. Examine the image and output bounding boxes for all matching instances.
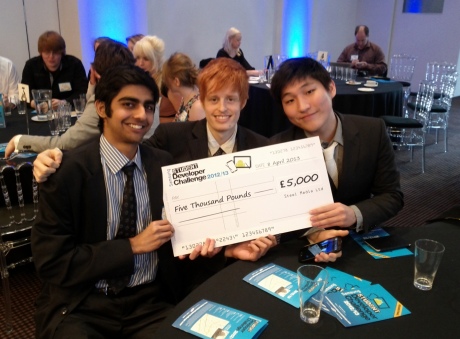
[212,114,232,122]
[127,123,146,130]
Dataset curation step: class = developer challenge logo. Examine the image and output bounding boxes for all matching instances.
[168,163,206,187]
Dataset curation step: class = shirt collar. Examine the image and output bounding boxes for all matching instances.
[100,135,141,174]
[304,113,344,148]
[206,123,238,155]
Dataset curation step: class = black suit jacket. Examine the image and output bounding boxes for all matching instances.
[145,119,268,161]
[144,119,268,289]
[32,139,177,338]
[270,113,403,232]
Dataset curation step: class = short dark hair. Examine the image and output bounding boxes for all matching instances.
[95,64,159,132]
[38,31,66,56]
[270,57,332,106]
[92,40,135,76]
[355,25,369,36]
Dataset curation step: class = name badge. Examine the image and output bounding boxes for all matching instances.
[351,55,359,61]
[59,82,72,92]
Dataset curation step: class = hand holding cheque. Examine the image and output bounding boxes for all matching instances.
[162,137,334,256]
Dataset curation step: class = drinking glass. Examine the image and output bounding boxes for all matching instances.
[414,239,445,291]
[73,98,85,119]
[297,265,329,324]
[32,89,52,121]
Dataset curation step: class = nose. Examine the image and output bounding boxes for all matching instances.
[297,97,310,113]
[133,106,148,120]
[218,99,227,112]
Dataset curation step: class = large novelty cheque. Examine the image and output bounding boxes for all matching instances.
[162,137,334,256]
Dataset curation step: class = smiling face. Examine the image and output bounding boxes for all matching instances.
[202,87,246,144]
[96,84,155,158]
[281,77,337,141]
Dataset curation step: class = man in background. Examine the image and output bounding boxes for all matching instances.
[337,25,387,76]
[0,55,20,99]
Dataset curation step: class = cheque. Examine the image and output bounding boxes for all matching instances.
[162,137,333,256]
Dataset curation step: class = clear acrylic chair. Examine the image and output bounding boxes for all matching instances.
[426,71,458,152]
[1,161,38,334]
[380,81,435,173]
[389,54,417,117]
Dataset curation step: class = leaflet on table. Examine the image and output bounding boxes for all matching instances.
[323,284,411,327]
[172,299,268,339]
[162,137,334,256]
[0,94,6,128]
[0,143,7,155]
[242,264,372,308]
[350,228,412,259]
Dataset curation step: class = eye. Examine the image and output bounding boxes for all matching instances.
[123,102,135,108]
[283,98,294,105]
[145,104,155,112]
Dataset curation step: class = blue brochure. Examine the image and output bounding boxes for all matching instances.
[0,143,7,155]
[243,264,372,308]
[172,299,268,339]
[323,284,411,327]
[0,94,6,128]
[243,263,300,307]
[350,228,413,259]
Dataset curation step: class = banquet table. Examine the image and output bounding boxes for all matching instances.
[155,220,460,338]
[239,78,403,138]
[1,109,52,143]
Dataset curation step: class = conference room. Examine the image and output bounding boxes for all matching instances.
[1,0,460,337]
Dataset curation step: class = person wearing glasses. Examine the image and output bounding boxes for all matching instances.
[21,31,88,110]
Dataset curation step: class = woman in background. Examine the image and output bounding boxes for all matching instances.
[216,27,261,77]
[126,33,144,52]
[162,52,205,122]
[133,35,179,125]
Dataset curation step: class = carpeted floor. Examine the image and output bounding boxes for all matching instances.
[1,97,460,337]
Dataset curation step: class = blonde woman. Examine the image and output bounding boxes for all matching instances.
[162,52,205,122]
[133,35,178,124]
[216,27,261,77]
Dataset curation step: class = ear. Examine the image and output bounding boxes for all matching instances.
[95,100,107,119]
[328,81,337,99]
[240,98,248,110]
[173,77,180,87]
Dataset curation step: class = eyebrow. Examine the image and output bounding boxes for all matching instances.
[118,96,155,106]
[281,81,313,99]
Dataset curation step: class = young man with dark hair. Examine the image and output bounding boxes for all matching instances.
[270,57,403,238]
[32,64,177,338]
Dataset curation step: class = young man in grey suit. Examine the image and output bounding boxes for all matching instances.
[270,57,403,238]
[32,65,177,338]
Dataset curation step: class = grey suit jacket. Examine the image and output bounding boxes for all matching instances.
[32,138,176,338]
[270,113,403,231]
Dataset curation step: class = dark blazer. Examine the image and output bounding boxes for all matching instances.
[144,119,268,288]
[270,113,403,232]
[31,139,177,338]
[21,55,88,105]
[145,119,268,161]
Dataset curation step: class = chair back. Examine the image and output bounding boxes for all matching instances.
[389,54,417,82]
[438,71,458,109]
[425,61,456,93]
[412,81,435,126]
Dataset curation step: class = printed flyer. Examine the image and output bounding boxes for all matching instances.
[323,284,411,327]
[172,299,268,339]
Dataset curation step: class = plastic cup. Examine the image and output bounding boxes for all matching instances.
[414,239,445,291]
[297,265,329,324]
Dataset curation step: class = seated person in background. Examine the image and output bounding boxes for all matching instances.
[133,35,180,125]
[4,40,135,158]
[337,25,387,76]
[270,57,403,241]
[86,36,112,100]
[0,55,20,104]
[162,52,205,122]
[216,27,262,77]
[126,33,144,52]
[33,58,347,263]
[22,31,88,110]
[32,64,177,338]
